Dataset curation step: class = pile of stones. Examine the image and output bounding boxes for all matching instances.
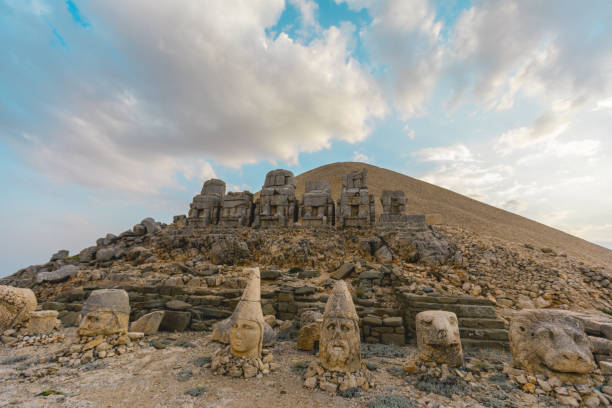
[5,331,65,348]
[56,332,144,367]
[303,360,374,393]
[210,346,277,378]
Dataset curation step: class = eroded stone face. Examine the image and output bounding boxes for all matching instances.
[255,169,297,227]
[78,289,130,336]
[416,310,463,367]
[336,168,375,228]
[188,178,226,225]
[0,285,37,332]
[230,317,263,358]
[509,309,595,378]
[320,280,361,373]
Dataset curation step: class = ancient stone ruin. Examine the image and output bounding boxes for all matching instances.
[254,169,298,228]
[304,280,373,393]
[78,289,130,337]
[336,168,375,228]
[415,310,463,367]
[300,181,334,226]
[0,285,37,332]
[509,309,596,382]
[220,191,254,227]
[188,179,226,226]
[211,268,276,378]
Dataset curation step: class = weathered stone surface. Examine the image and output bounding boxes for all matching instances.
[188,179,226,225]
[297,321,321,351]
[78,289,130,336]
[129,311,165,334]
[0,285,37,331]
[336,168,375,228]
[210,237,250,265]
[36,265,77,283]
[331,263,355,280]
[140,217,161,235]
[254,169,298,228]
[23,310,59,335]
[220,191,254,227]
[166,300,191,310]
[159,311,191,332]
[300,180,334,226]
[50,249,69,261]
[320,280,361,373]
[96,247,116,262]
[416,310,463,367]
[509,309,596,380]
[79,246,97,263]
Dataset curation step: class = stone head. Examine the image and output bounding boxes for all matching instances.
[320,280,361,373]
[201,178,226,196]
[416,310,463,367]
[78,289,130,336]
[509,310,595,377]
[229,268,264,359]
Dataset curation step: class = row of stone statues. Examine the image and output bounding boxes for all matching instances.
[186,168,413,228]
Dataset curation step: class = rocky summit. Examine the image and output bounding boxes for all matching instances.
[1,162,612,408]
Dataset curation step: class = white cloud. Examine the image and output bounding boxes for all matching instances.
[496,111,571,153]
[353,151,371,163]
[339,0,444,118]
[289,0,319,28]
[7,0,387,194]
[403,125,415,140]
[414,144,474,162]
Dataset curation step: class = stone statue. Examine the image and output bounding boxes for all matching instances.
[0,285,37,332]
[78,289,130,337]
[188,178,226,226]
[254,169,298,227]
[379,190,411,223]
[336,168,375,228]
[320,280,361,373]
[300,181,334,226]
[509,309,596,381]
[229,267,265,359]
[415,310,464,367]
[220,191,254,227]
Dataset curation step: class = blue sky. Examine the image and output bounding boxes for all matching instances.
[1,0,612,276]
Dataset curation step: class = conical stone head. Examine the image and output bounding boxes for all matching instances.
[320,280,361,372]
[229,267,265,358]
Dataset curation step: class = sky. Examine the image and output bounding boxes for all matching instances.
[1,0,612,276]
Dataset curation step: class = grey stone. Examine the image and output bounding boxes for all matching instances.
[331,263,355,280]
[166,300,192,311]
[79,246,97,263]
[50,250,69,261]
[359,270,383,280]
[133,224,146,236]
[210,238,250,265]
[36,265,77,283]
[160,311,191,332]
[103,233,118,246]
[96,247,115,262]
[140,217,161,235]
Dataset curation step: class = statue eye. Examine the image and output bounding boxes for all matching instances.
[327,323,336,331]
[341,324,350,332]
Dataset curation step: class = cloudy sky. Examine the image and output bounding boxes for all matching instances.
[1,0,612,276]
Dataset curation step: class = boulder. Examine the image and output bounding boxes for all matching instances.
[159,311,191,332]
[23,310,59,335]
[416,310,463,367]
[166,300,191,311]
[36,265,77,283]
[374,245,393,263]
[78,289,130,336]
[297,321,321,351]
[133,223,147,236]
[50,249,69,261]
[79,246,97,263]
[140,217,161,235]
[96,247,116,262]
[509,309,596,381]
[0,285,37,331]
[129,311,165,335]
[331,263,355,280]
[210,237,250,265]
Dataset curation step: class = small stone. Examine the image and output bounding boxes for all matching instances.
[319,381,337,393]
[522,383,535,393]
[304,377,317,389]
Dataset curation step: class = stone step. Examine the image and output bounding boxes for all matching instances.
[461,338,509,350]
[460,328,509,341]
[408,303,498,319]
[398,293,494,306]
[459,318,506,330]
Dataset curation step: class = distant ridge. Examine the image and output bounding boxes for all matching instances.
[295,162,612,269]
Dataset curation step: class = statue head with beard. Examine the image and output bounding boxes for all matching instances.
[320,280,361,373]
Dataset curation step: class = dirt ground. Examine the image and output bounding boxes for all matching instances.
[1,329,546,408]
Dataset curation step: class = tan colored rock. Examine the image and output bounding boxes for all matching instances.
[320,280,361,373]
[129,311,165,335]
[23,310,58,335]
[415,310,463,367]
[425,213,443,225]
[78,289,130,336]
[0,285,37,332]
[509,309,596,381]
[297,320,321,351]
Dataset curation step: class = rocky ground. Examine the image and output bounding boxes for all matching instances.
[1,327,571,408]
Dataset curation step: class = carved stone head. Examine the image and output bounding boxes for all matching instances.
[320,280,361,373]
[229,268,264,359]
[509,310,595,378]
[416,310,463,367]
[78,289,130,337]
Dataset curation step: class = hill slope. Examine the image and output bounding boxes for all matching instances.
[295,162,612,269]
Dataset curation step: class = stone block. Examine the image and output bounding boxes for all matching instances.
[160,311,191,332]
[23,310,59,335]
[130,310,165,334]
[381,333,405,346]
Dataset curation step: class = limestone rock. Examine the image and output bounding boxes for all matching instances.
[129,311,165,334]
[297,321,321,351]
[36,265,77,283]
[331,263,355,280]
[166,300,191,310]
[78,289,130,336]
[416,310,463,367]
[159,311,191,332]
[509,309,596,381]
[23,310,59,335]
[50,249,69,261]
[0,285,37,331]
[140,217,161,235]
